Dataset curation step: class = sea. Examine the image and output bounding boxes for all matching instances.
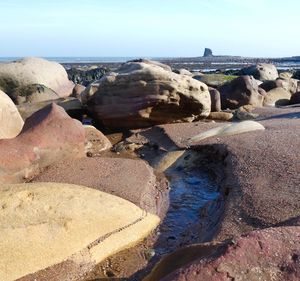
[0,57,300,72]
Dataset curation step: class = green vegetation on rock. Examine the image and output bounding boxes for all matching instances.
[193,74,237,87]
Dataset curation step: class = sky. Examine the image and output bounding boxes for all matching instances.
[0,0,299,58]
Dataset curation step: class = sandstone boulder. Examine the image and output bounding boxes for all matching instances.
[128,59,172,72]
[188,120,265,143]
[240,63,278,81]
[263,87,291,107]
[292,70,300,79]
[160,227,300,281]
[84,125,112,155]
[208,87,221,112]
[219,76,264,109]
[10,83,59,104]
[290,92,300,104]
[279,72,293,79]
[260,79,283,92]
[0,182,159,281]
[86,60,211,128]
[80,80,101,104]
[280,77,300,94]
[0,90,24,139]
[71,83,86,98]
[0,103,85,183]
[34,157,169,217]
[207,111,233,121]
[0,57,74,98]
[17,97,83,120]
[173,69,193,76]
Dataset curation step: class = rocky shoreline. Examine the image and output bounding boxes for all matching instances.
[0,57,299,281]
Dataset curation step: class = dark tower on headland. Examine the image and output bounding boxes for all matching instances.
[203,48,213,57]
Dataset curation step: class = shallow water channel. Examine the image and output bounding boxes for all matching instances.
[155,165,222,256]
[87,149,224,280]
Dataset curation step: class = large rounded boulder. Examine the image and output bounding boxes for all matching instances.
[0,90,24,139]
[0,57,74,98]
[219,75,264,109]
[0,103,86,183]
[240,63,279,81]
[263,87,291,107]
[10,84,59,105]
[86,60,211,129]
[0,182,159,281]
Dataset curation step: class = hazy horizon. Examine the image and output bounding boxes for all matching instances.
[1,0,299,58]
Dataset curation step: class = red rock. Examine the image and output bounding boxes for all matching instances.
[34,157,169,217]
[161,227,300,281]
[0,103,85,183]
[219,76,264,109]
[127,107,300,239]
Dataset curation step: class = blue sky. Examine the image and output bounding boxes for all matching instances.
[0,0,299,57]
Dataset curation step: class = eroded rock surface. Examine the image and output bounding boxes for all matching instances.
[0,57,74,98]
[240,63,279,81]
[0,103,85,183]
[34,157,169,217]
[86,60,211,128]
[219,76,264,109]
[161,227,300,281]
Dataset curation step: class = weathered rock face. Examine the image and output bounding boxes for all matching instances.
[71,83,86,98]
[173,68,193,76]
[86,60,211,128]
[261,78,300,95]
[260,79,283,92]
[279,72,293,79]
[84,125,112,155]
[0,182,159,281]
[219,76,264,109]
[0,57,74,98]
[0,90,24,139]
[208,87,221,112]
[188,121,265,143]
[80,80,101,104]
[263,87,291,107]
[0,103,85,183]
[290,91,300,104]
[208,111,233,121]
[240,63,279,81]
[203,48,213,57]
[16,97,83,120]
[280,77,300,94]
[34,157,169,217]
[10,84,59,104]
[66,67,107,86]
[160,227,300,281]
[292,70,300,80]
[128,59,172,72]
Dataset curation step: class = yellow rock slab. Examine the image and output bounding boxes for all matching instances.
[0,183,160,281]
